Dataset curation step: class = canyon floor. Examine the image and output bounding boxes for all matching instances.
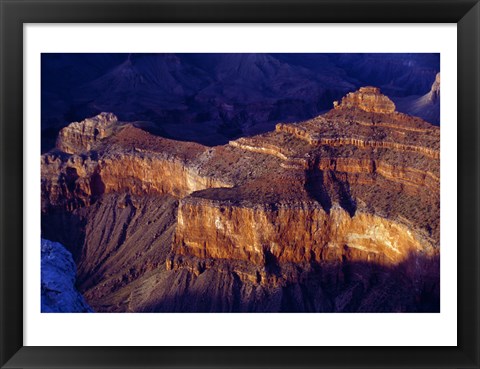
[41,87,440,312]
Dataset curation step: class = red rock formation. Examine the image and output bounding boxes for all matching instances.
[334,86,396,113]
[41,87,440,312]
[172,199,434,271]
[43,122,234,211]
[56,112,119,154]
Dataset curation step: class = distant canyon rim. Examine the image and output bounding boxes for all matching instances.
[41,85,440,312]
[41,53,440,152]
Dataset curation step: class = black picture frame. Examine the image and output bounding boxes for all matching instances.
[1,0,479,368]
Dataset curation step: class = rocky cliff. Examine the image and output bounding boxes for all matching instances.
[41,238,92,312]
[41,87,440,312]
[56,112,119,154]
[333,86,396,113]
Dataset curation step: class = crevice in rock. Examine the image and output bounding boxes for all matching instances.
[304,160,332,213]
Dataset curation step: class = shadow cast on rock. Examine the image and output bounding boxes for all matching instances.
[127,253,439,313]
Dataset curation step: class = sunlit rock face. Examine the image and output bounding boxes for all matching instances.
[334,87,396,114]
[41,238,92,312]
[56,112,118,154]
[41,87,440,312]
[173,201,433,270]
[43,119,233,211]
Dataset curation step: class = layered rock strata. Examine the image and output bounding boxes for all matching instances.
[41,87,440,312]
[56,112,119,154]
[333,86,396,113]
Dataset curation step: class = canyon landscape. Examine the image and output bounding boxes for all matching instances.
[41,54,440,312]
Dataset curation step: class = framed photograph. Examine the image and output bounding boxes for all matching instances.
[1,0,479,368]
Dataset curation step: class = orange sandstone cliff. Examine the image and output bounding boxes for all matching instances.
[41,87,440,312]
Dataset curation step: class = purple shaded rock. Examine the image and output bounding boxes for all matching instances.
[41,238,92,312]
